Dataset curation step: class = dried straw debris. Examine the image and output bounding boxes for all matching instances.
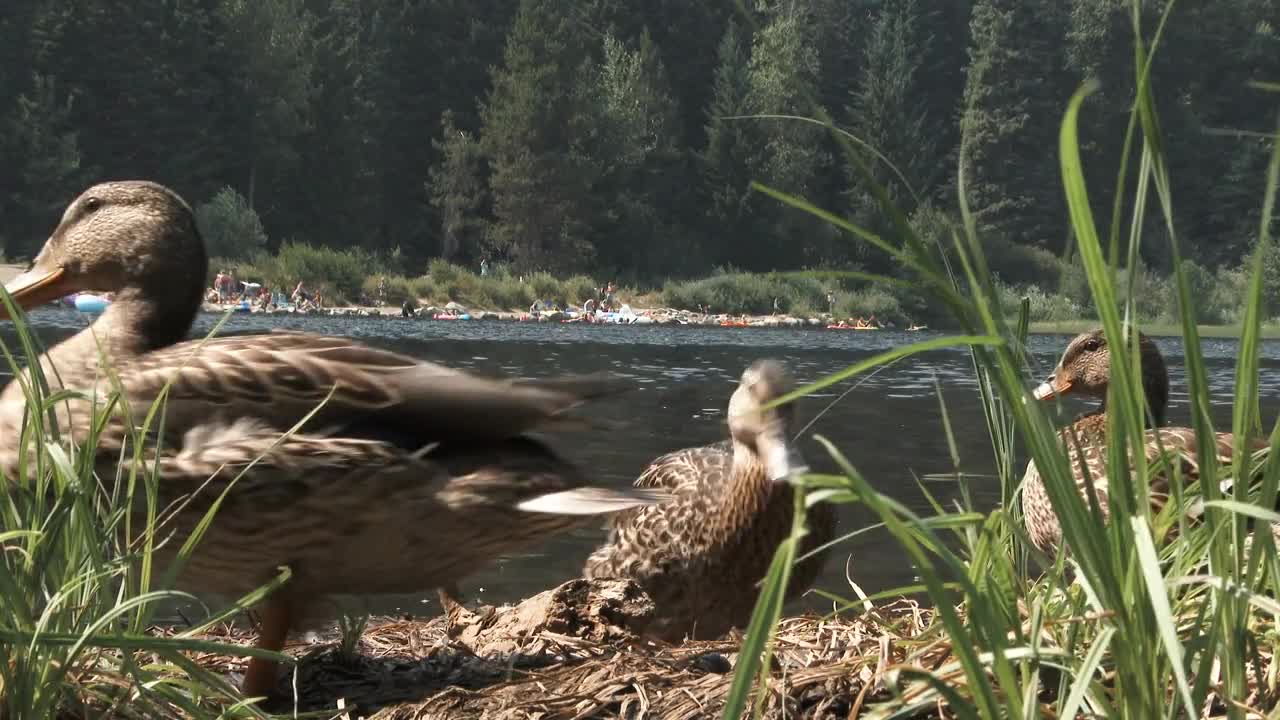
[158,579,938,719]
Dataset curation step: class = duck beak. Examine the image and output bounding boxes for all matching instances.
[1032,374,1072,400]
[0,264,70,320]
[759,429,808,482]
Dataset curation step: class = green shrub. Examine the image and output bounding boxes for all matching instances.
[1116,262,1173,322]
[996,280,1086,323]
[1177,259,1219,323]
[527,272,563,304]
[409,276,436,302]
[427,258,467,286]
[478,276,534,310]
[985,235,1065,286]
[1058,254,1091,308]
[563,275,599,307]
[1262,242,1280,316]
[275,242,380,304]
[835,286,904,322]
[663,272,826,315]
[362,274,415,306]
[1209,265,1248,324]
[193,186,267,260]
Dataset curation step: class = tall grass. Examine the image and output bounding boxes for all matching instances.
[0,307,288,718]
[726,1,1280,717]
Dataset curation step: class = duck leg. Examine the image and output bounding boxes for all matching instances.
[437,584,493,638]
[242,593,293,699]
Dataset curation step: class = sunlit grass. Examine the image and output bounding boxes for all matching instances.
[724,0,1280,717]
[0,303,287,718]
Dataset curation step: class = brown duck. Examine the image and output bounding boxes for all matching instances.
[1022,328,1269,554]
[0,181,666,698]
[583,359,836,642]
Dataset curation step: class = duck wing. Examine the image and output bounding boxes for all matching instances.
[73,332,626,444]
[634,441,733,491]
[125,419,663,598]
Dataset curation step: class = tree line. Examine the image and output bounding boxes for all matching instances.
[1,0,1277,287]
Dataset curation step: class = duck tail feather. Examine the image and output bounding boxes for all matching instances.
[513,372,632,402]
[533,414,627,433]
[516,487,670,515]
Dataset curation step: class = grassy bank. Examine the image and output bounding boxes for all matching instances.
[0,305,274,719]
[212,243,1264,328]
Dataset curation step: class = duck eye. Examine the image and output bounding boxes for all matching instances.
[84,197,101,213]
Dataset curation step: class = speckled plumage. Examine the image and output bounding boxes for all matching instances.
[1022,328,1268,554]
[0,181,665,695]
[584,361,836,642]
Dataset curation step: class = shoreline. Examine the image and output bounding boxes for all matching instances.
[200,300,915,330]
[13,260,1276,338]
[195,302,1280,339]
[153,578,932,718]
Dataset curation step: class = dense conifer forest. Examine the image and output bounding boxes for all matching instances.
[1,1,1277,313]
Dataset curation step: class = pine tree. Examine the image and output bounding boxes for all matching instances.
[289,0,381,249]
[0,74,83,258]
[219,0,316,211]
[37,0,238,200]
[740,2,831,271]
[847,0,938,222]
[635,0,736,150]
[701,20,754,268]
[581,31,685,279]
[480,0,597,273]
[428,110,491,263]
[959,0,1072,253]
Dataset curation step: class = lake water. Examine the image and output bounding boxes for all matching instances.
[9,307,1280,618]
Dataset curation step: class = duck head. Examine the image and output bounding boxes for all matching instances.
[1,181,208,348]
[1032,328,1169,425]
[728,359,808,482]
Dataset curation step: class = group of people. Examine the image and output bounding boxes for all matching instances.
[525,281,621,319]
[830,314,885,329]
[587,281,619,312]
[207,271,323,312]
[211,269,241,303]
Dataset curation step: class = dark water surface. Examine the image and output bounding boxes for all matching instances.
[9,307,1280,618]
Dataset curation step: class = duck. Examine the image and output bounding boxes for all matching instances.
[0,180,667,698]
[1022,327,1268,554]
[582,359,836,642]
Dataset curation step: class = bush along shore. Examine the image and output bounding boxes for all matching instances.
[201,247,1276,332]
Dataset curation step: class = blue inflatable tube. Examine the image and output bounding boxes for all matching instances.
[73,294,110,314]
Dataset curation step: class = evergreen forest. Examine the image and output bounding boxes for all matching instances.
[2,1,1277,312]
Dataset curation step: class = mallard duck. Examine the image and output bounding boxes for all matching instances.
[1022,327,1268,554]
[0,181,666,698]
[582,359,836,642]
